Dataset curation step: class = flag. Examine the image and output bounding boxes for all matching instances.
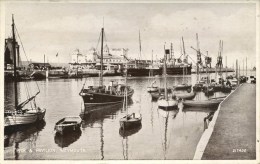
[56,53,58,57]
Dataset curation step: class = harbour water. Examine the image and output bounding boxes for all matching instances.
[4,72,254,160]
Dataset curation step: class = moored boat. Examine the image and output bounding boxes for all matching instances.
[157,45,178,110]
[173,84,192,90]
[175,91,196,100]
[147,86,159,92]
[120,113,142,130]
[158,97,178,110]
[54,116,82,135]
[4,15,46,129]
[79,27,134,109]
[193,83,204,91]
[182,97,225,108]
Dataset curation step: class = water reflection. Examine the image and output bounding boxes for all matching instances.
[157,108,179,159]
[119,125,142,138]
[4,72,246,160]
[4,120,46,148]
[81,99,133,128]
[203,112,215,131]
[80,99,134,160]
[54,129,82,148]
[4,120,46,160]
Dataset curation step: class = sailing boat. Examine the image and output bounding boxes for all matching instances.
[4,15,46,128]
[147,50,159,92]
[173,37,192,91]
[219,41,232,93]
[79,27,134,109]
[158,46,178,110]
[120,54,142,130]
[202,51,214,96]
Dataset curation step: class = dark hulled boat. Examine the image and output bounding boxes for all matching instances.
[80,84,134,108]
[162,64,192,75]
[79,27,134,108]
[127,67,161,77]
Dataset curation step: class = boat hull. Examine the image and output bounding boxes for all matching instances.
[55,124,81,135]
[175,92,196,100]
[4,108,46,128]
[147,87,158,92]
[162,65,192,75]
[158,99,178,110]
[120,116,142,130]
[127,68,161,77]
[183,99,224,108]
[54,117,82,135]
[173,85,192,90]
[80,91,134,108]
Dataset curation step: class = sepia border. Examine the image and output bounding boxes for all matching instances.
[0,0,259,164]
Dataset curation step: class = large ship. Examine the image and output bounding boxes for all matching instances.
[126,35,192,77]
[160,38,192,75]
[126,31,161,77]
[126,59,162,76]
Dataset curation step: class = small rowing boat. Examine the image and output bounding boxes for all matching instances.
[54,116,82,135]
[120,113,142,130]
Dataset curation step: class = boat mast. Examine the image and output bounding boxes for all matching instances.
[246,57,247,77]
[170,43,173,61]
[164,44,168,101]
[12,15,18,108]
[139,30,142,61]
[100,28,104,86]
[182,37,186,82]
[196,33,201,81]
[225,55,227,79]
[124,50,128,115]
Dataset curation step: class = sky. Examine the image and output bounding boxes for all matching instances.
[3,1,257,68]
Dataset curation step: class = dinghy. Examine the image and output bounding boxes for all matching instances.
[120,113,142,130]
[54,116,82,135]
[120,52,142,130]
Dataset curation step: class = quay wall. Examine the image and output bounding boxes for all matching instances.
[194,83,256,160]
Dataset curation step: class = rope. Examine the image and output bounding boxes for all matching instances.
[14,25,30,66]
[95,30,102,53]
[15,23,41,104]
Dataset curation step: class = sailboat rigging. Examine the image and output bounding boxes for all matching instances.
[157,44,178,110]
[119,52,142,130]
[4,15,46,128]
[147,50,159,92]
[79,27,134,111]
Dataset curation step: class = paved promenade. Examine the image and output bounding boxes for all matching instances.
[202,83,256,160]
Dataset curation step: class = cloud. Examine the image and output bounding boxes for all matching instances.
[4,2,256,67]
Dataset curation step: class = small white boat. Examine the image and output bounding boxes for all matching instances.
[55,116,82,135]
[158,97,178,110]
[147,86,159,92]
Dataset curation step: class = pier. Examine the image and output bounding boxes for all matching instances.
[194,83,256,160]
